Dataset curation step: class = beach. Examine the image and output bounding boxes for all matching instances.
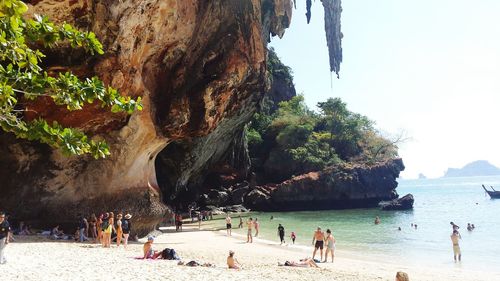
[2,223,498,281]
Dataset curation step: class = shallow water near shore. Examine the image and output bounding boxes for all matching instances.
[211,175,500,272]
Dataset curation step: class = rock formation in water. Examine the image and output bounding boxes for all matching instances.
[244,158,404,211]
[380,193,414,211]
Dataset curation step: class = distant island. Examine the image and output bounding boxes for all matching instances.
[443,160,500,177]
[418,173,427,179]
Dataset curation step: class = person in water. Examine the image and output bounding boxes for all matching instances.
[312,227,325,261]
[227,250,241,269]
[254,218,260,237]
[277,224,285,245]
[238,215,243,228]
[324,229,336,263]
[225,214,232,236]
[374,216,381,225]
[450,230,461,262]
[290,232,296,244]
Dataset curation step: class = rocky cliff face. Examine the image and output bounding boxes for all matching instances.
[244,159,405,211]
[0,0,299,234]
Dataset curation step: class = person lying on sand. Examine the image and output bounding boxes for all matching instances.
[143,236,161,259]
[177,260,215,267]
[227,250,242,269]
[278,258,319,268]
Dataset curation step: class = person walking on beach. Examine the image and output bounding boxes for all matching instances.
[451,230,462,262]
[254,218,260,237]
[324,229,336,262]
[277,224,285,245]
[312,227,325,261]
[290,231,296,244]
[246,218,253,243]
[0,212,11,264]
[226,214,232,236]
[122,214,132,248]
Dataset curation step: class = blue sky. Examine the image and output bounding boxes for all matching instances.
[270,0,500,178]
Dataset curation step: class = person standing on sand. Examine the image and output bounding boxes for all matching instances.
[246,218,253,243]
[102,213,112,248]
[97,214,103,244]
[324,229,336,262]
[451,230,462,262]
[226,214,232,236]
[0,212,11,264]
[116,213,123,246]
[254,218,260,237]
[277,224,285,245]
[198,212,202,229]
[89,214,97,241]
[78,214,88,242]
[312,227,325,261]
[122,214,132,248]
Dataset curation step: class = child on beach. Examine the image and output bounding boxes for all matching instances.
[290,232,296,244]
[227,250,241,269]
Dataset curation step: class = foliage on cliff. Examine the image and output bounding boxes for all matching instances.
[248,95,399,182]
[0,0,141,158]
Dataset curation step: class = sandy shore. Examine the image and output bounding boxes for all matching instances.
[2,223,498,281]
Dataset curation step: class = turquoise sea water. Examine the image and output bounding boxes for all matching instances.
[228,176,500,272]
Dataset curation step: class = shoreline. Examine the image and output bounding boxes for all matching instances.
[3,223,498,281]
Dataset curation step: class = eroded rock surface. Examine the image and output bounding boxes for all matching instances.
[0,0,297,235]
[244,159,405,211]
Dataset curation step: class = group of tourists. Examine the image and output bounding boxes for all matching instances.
[57,212,133,248]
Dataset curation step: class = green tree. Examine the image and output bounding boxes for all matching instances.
[0,0,142,158]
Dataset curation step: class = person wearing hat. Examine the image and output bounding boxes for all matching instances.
[143,236,161,259]
[122,214,132,248]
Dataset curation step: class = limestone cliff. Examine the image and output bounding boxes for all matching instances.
[0,0,299,234]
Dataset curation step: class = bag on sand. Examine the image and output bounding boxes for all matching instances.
[161,248,180,260]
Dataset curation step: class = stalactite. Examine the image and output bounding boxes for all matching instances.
[321,0,343,77]
[306,0,312,23]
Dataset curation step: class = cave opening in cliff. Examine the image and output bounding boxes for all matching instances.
[155,140,198,210]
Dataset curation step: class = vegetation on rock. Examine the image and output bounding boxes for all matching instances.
[0,0,141,158]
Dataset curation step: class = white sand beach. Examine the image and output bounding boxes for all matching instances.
[2,223,498,281]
